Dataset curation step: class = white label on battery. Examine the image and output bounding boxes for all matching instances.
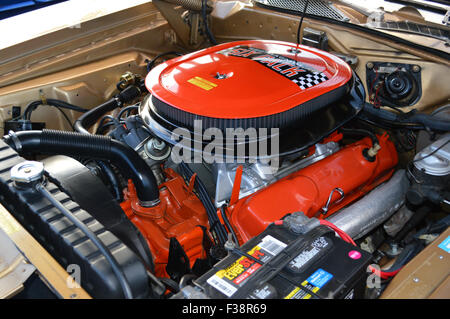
[252,285,272,299]
[207,275,238,297]
[289,237,329,271]
[258,235,287,256]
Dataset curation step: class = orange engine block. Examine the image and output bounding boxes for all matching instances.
[120,168,209,278]
[225,133,398,243]
[121,134,398,278]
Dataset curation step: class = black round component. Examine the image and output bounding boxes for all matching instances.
[384,71,413,99]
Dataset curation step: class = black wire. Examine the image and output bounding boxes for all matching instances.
[54,106,76,131]
[117,105,139,120]
[23,102,75,131]
[382,104,406,114]
[412,139,450,163]
[296,0,310,46]
[221,205,239,246]
[202,0,217,45]
[95,122,118,135]
[339,127,380,147]
[179,162,228,245]
[95,115,121,135]
[21,99,88,131]
[146,52,183,72]
[23,99,88,120]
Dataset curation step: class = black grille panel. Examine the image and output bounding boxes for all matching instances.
[255,0,348,21]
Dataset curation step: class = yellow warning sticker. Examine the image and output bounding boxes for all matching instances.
[284,282,319,299]
[284,287,301,299]
[0,208,21,235]
[187,76,218,91]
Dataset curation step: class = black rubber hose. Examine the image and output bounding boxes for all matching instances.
[392,205,431,243]
[36,183,133,299]
[23,99,88,121]
[360,103,450,132]
[74,99,118,134]
[4,130,160,206]
[74,85,141,135]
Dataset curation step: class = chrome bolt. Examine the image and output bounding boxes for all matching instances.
[412,65,420,73]
[391,243,398,255]
[152,139,166,151]
[215,72,228,80]
[413,277,419,283]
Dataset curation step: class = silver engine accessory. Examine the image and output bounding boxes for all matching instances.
[213,141,340,206]
[327,170,409,240]
[406,133,450,208]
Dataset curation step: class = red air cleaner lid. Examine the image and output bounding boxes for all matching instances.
[146,40,352,130]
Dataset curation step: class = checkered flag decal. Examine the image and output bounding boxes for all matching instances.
[218,45,330,90]
[293,72,328,90]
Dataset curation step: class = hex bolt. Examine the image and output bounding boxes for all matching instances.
[390,242,398,255]
[367,62,374,69]
[152,139,166,151]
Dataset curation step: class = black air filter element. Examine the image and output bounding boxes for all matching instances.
[150,82,349,132]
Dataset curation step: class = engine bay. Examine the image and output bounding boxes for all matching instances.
[0,0,449,300]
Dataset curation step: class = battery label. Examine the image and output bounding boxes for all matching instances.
[438,235,450,253]
[306,268,333,288]
[217,45,329,90]
[284,268,333,299]
[288,237,330,273]
[207,235,287,297]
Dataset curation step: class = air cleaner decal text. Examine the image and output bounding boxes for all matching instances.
[218,45,328,90]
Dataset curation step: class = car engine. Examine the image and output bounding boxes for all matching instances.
[0,1,449,301]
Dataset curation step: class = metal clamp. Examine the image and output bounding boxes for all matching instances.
[8,130,22,153]
[321,187,344,215]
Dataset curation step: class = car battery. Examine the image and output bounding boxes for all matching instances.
[182,213,372,299]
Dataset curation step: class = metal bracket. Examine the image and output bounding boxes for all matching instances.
[321,187,344,215]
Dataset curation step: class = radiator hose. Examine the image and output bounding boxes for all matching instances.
[360,103,450,132]
[4,129,160,207]
[74,85,141,135]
